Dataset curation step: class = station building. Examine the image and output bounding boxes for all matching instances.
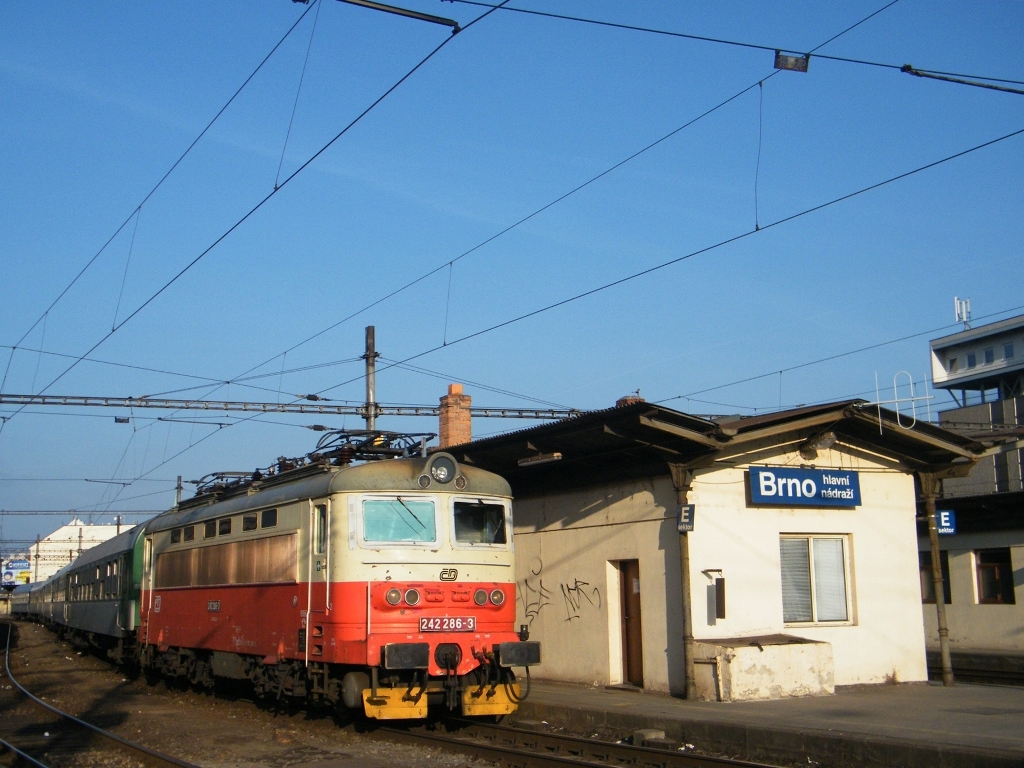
[439,391,982,700]
[918,314,1024,681]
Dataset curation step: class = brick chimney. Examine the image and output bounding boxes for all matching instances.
[439,383,472,448]
[616,393,645,407]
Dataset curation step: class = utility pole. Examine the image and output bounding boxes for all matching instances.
[668,463,697,700]
[34,534,40,583]
[175,476,183,506]
[920,472,954,685]
[363,326,380,431]
[116,515,121,534]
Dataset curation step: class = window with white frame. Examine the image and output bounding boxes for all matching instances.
[779,535,851,623]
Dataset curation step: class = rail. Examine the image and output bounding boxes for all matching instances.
[0,621,198,768]
[380,717,779,768]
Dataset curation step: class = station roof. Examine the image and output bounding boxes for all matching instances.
[447,400,988,496]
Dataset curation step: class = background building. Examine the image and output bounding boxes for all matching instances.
[919,313,1024,682]
[21,518,123,583]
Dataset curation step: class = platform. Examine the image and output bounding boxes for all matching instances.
[511,679,1024,767]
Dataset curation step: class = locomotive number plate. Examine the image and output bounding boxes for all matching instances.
[419,616,476,632]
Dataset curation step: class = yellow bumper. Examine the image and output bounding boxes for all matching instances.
[362,688,428,720]
[461,683,521,716]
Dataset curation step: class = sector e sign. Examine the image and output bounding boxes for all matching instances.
[750,467,861,507]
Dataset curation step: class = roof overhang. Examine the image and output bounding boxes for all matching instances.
[449,400,984,496]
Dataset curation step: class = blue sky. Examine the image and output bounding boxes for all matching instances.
[1,1,1022,547]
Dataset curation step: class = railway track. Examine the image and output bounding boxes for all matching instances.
[0,622,198,768]
[381,717,780,768]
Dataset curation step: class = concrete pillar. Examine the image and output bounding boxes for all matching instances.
[439,384,471,448]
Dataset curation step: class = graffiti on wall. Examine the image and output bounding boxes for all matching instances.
[518,557,552,627]
[561,578,601,622]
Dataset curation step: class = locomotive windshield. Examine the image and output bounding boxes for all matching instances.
[453,500,507,545]
[362,498,437,543]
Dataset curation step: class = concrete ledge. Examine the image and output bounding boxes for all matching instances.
[512,694,1024,768]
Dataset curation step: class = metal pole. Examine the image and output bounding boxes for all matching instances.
[175,476,182,506]
[116,515,121,535]
[34,534,40,582]
[921,473,954,685]
[363,326,379,432]
[668,464,697,700]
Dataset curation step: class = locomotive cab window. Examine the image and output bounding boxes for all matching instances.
[361,497,437,545]
[243,513,257,532]
[452,499,508,546]
[204,521,217,539]
[171,528,182,544]
[261,509,278,528]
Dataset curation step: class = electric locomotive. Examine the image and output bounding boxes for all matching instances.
[137,430,539,719]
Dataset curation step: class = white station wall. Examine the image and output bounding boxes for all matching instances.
[512,447,927,694]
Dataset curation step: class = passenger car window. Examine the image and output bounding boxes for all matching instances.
[362,498,436,543]
[204,521,217,539]
[219,518,232,535]
[171,528,181,544]
[261,509,278,528]
[183,526,195,542]
[243,513,257,531]
[453,501,507,545]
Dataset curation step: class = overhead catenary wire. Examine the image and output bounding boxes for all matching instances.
[275,0,324,190]
[445,0,1024,89]
[312,125,1024,401]
[0,2,507,437]
[25,0,906,503]
[0,1,322,399]
[655,303,1024,404]
[17,2,517,508]
[226,1,905,389]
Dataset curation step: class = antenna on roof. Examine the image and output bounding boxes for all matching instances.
[954,296,972,330]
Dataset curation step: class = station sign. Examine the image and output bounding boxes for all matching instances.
[936,510,956,535]
[677,504,695,533]
[5,559,30,572]
[749,467,861,507]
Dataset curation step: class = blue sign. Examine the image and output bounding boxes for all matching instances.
[677,504,695,533]
[936,510,956,535]
[749,467,861,507]
[4,559,30,571]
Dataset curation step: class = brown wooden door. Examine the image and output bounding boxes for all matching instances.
[620,560,643,687]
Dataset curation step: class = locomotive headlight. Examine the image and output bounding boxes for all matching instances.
[404,589,421,606]
[386,588,402,606]
[489,589,505,606]
[430,456,455,483]
[473,589,488,606]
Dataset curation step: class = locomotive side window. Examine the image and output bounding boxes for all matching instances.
[314,505,327,554]
[205,521,217,539]
[183,526,195,542]
[453,500,508,545]
[171,528,182,544]
[243,513,257,532]
[362,498,437,544]
[219,518,232,535]
[261,509,278,528]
